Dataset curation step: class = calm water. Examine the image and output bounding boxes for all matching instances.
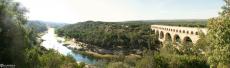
[41,28,97,64]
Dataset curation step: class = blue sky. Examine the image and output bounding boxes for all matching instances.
[16,0,224,23]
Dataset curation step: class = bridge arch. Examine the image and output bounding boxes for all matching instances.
[156,30,159,38]
[151,25,208,44]
[165,33,172,42]
[183,36,193,45]
[191,31,194,35]
[152,29,155,32]
[195,32,198,35]
[173,34,181,43]
[160,31,164,39]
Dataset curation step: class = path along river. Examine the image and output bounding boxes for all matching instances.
[41,28,97,64]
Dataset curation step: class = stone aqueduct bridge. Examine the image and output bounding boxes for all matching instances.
[151,25,208,44]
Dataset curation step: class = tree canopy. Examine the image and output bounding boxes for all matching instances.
[207,0,230,67]
[0,0,84,67]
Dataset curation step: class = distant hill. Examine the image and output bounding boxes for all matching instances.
[28,20,68,28]
[26,20,68,33]
[140,19,207,22]
[73,19,207,27]
[26,21,47,33]
[124,19,208,27]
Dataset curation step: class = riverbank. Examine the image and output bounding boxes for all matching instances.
[41,28,101,66]
[62,38,116,59]
[76,50,142,60]
[63,38,142,60]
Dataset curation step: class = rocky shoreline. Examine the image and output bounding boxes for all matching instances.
[62,38,142,60]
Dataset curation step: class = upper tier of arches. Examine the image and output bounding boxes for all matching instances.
[151,25,208,44]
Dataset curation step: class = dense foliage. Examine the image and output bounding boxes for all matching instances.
[127,19,207,27]
[0,0,83,68]
[105,0,230,68]
[207,0,230,67]
[25,46,84,68]
[105,50,209,68]
[57,21,159,51]
[102,34,210,68]
[1,0,229,67]
[0,0,28,66]
[26,20,68,33]
[56,21,210,68]
[26,21,48,33]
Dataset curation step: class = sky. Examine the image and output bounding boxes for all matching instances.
[15,0,224,23]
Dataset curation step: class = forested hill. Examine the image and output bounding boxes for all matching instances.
[56,20,207,49]
[125,19,207,27]
[26,21,47,33]
[57,21,159,51]
[26,20,68,33]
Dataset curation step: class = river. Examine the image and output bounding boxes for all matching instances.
[41,28,97,64]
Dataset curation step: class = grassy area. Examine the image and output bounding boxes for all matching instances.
[74,50,141,61]
[85,51,115,59]
[76,50,117,59]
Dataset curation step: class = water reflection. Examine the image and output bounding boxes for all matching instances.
[41,28,97,64]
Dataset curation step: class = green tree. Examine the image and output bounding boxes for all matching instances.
[207,0,230,67]
[135,51,155,68]
[0,0,28,67]
[0,0,84,67]
[193,31,208,55]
